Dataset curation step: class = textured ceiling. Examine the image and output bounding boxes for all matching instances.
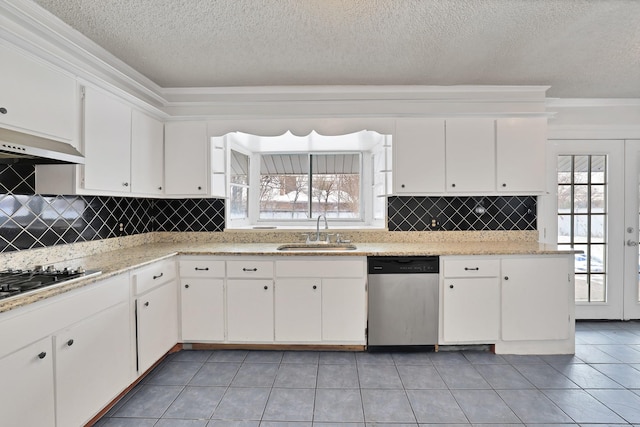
[32,0,640,98]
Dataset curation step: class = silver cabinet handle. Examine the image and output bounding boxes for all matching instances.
[627,240,638,247]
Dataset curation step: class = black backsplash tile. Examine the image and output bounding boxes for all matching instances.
[0,164,226,253]
[1,165,536,253]
[388,196,537,231]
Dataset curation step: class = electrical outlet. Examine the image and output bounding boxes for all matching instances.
[430,218,439,228]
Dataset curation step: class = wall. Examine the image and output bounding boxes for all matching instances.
[0,164,225,252]
[1,164,537,253]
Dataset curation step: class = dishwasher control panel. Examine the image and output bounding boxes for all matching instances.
[368,256,439,274]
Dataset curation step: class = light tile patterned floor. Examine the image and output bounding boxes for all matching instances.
[96,321,640,426]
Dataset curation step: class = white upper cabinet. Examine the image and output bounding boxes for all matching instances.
[392,116,547,196]
[0,43,76,143]
[393,118,446,194]
[496,117,547,193]
[165,121,209,196]
[445,118,496,193]
[131,110,164,195]
[83,86,132,193]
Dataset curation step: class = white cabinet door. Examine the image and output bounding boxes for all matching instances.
[393,118,446,193]
[131,110,164,195]
[137,281,178,373]
[181,278,224,341]
[445,118,495,192]
[227,279,274,342]
[55,301,131,427]
[322,278,366,343]
[0,337,55,427]
[442,277,500,342]
[501,257,571,341]
[83,86,132,192]
[0,44,76,142]
[165,121,209,195]
[496,117,547,193]
[275,279,322,342]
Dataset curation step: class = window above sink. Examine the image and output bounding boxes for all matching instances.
[224,130,390,231]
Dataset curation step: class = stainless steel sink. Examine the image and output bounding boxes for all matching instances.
[277,243,357,251]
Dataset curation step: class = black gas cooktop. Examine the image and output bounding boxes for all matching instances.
[0,266,100,301]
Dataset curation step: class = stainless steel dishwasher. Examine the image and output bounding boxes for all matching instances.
[367,256,439,349]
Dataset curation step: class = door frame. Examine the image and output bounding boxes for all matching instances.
[623,140,640,319]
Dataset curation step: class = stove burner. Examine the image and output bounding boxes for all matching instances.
[0,266,100,301]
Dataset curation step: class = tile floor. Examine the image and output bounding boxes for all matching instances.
[96,321,640,426]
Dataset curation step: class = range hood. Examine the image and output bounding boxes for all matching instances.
[0,128,85,164]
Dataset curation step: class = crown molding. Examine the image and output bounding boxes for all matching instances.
[548,125,640,140]
[1,0,166,112]
[547,98,640,107]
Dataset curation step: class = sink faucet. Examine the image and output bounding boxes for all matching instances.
[315,214,328,242]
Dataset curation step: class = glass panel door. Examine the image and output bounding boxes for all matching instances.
[548,140,625,320]
[557,155,607,303]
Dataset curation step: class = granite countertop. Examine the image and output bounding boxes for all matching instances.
[0,239,577,314]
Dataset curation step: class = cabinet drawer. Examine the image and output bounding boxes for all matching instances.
[179,260,225,278]
[443,259,499,278]
[133,260,177,295]
[227,260,274,278]
[276,259,365,278]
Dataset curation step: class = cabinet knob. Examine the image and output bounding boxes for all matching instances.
[122,182,129,187]
[449,284,454,289]
[67,339,74,347]
[502,183,507,187]
[158,186,162,190]
[37,351,47,359]
[185,284,190,289]
[504,276,509,281]
[197,186,202,190]
[401,184,405,188]
[153,273,164,280]
[313,285,317,290]
[264,285,268,290]
[0,107,7,114]
[451,183,456,188]
[144,301,149,307]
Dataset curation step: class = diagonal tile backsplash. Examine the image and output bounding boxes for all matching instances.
[1,165,536,253]
[387,195,537,231]
[0,165,225,253]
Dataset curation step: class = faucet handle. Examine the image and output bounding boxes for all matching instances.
[336,234,351,244]
[325,233,335,243]
[300,233,312,243]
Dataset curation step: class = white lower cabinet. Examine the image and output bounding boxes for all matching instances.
[136,280,178,373]
[227,279,274,342]
[501,257,571,341]
[442,277,500,342]
[55,301,130,427]
[181,278,225,341]
[0,272,132,427]
[440,255,574,354]
[322,278,366,342]
[275,279,322,342]
[0,337,55,427]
